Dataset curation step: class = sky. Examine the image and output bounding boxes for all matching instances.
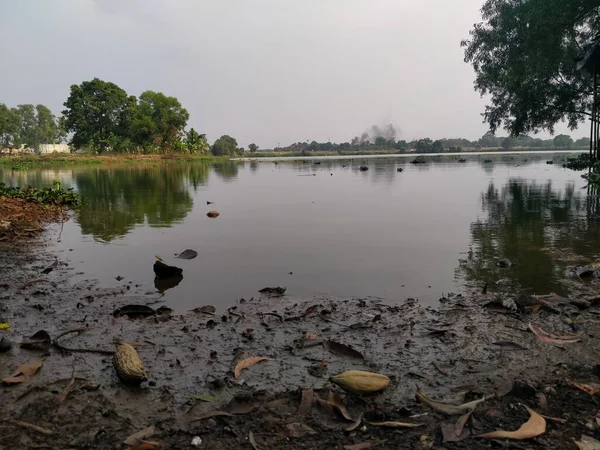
[0,0,581,148]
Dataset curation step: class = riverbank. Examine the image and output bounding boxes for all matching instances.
[0,153,228,170]
[2,226,600,448]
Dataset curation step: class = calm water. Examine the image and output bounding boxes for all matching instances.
[2,152,599,309]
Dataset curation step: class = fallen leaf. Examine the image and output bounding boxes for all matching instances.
[302,305,318,317]
[326,391,355,421]
[194,305,216,314]
[368,421,423,428]
[455,409,474,436]
[283,423,317,438]
[536,392,548,410]
[234,357,274,380]
[123,425,155,446]
[346,412,364,432]
[3,361,42,384]
[416,388,487,416]
[0,322,10,331]
[130,445,157,450]
[190,410,233,422]
[567,379,600,395]
[528,323,581,344]
[575,435,600,450]
[56,369,75,404]
[479,406,546,440]
[441,422,470,442]
[249,430,260,450]
[191,394,215,402]
[5,418,53,435]
[541,414,567,424]
[343,441,386,450]
[323,340,364,360]
[297,388,314,415]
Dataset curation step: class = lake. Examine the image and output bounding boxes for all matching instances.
[2,152,598,310]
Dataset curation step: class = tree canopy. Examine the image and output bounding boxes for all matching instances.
[0,103,64,147]
[212,135,239,156]
[132,91,189,149]
[462,0,600,135]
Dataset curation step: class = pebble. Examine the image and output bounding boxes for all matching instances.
[191,436,202,446]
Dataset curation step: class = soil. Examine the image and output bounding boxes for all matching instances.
[0,197,68,242]
[2,231,600,449]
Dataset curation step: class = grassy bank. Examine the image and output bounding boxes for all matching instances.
[0,153,228,170]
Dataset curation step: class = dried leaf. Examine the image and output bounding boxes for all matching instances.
[297,388,314,415]
[455,409,474,436]
[346,412,364,432]
[234,357,274,380]
[441,422,470,442]
[344,441,386,450]
[56,369,75,404]
[528,323,581,344]
[567,379,600,395]
[130,445,157,450]
[541,414,567,424]
[326,391,355,421]
[323,340,364,360]
[194,305,216,314]
[190,410,233,422]
[479,406,546,440]
[302,305,318,317]
[191,394,215,402]
[283,423,317,438]
[575,435,600,450]
[2,361,42,384]
[249,430,260,450]
[416,388,487,416]
[368,421,423,428]
[123,425,155,446]
[5,418,53,435]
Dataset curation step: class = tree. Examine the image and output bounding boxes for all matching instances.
[432,139,444,152]
[576,137,592,147]
[502,137,515,150]
[248,143,259,153]
[374,136,387,147]
[132,91,189,150]
[416,138,433,153]
[63,78,136,152]
[553,134,574,149]
[184,128,209,153]
[462,0,598,135]
[15,104,36,146]
[36,105,62,145]
[211,135,238,156]
[478,131,501,148]
[0,104,20,145]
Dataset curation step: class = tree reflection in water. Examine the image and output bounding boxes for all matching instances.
[459,179,600,295]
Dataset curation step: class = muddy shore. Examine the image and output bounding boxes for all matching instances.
[2,234,600,449]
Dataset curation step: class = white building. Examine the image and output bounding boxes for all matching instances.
[37,144,70,154]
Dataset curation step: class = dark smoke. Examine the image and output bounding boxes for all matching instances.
[353,123,399,144]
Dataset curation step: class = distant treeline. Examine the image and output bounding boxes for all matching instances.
[270,132,589,154]
[1,78,247,157]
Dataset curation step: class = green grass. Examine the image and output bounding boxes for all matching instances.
[0,181,81,207]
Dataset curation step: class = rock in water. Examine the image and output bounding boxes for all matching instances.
[154,260,183,279]
[207,211,220,218]
[176,249,198,260]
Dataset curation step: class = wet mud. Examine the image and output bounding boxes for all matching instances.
[2,238,600,449]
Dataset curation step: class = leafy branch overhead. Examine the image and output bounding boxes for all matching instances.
[463,0,600,135]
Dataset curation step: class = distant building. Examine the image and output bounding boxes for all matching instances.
[0,144,35,155]
[37,144,70,154]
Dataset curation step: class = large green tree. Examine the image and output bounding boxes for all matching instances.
[36,104,63,144]
[553,134,574,149]
[63,78,136,152]
[463,0,600,135]
[0,104,20,145]
[211,135,238,156]
[132,90,189,150]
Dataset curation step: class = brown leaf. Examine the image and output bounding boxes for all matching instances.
[234,357,274,380]
[416,388,487,416]
[326,391,355,421]
[194,305,216,314]
[283,423,317,438]
[479,406,546,440]
[5,418,53,435]
[123,425,155,446]
[528,323,581,345]
[3,361,42,384]
[574,435,600,450]
[297,388,314,415]
[249,430,260,450]
[368,421,423,428]
[541,414,567,424]
[567,379,600,395]
[343,441,386,450]
[441,422,470,442]
[346,412,364,432]
[56,369,75,404]
[536,392,548,410]
[302,305,318,317]
[455,409,474,436]
[190,410,233,422]
[323,340,364,360]
[130,445,157,450]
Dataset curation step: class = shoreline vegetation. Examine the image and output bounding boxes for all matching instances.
[0,147,587,169]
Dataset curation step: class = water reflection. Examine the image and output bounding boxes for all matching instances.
[459,179,600,295]
[75,165,193,242]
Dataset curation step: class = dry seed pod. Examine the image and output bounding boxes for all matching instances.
[113,342,148,383]
[330,370,390,394]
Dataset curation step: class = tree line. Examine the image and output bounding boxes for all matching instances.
[1,78,253,156]
[274,132,589,154]
[0,104,65,148]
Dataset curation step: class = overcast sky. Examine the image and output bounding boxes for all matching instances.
[0,0,579,148]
